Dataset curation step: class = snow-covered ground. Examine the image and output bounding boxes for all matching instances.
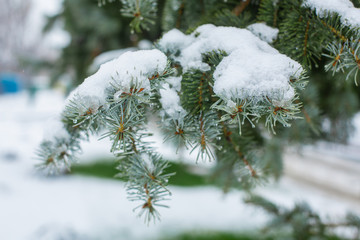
[0,90,360,240]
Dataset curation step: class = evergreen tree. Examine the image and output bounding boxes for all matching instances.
[43,0,165,87]
[38,0,360,236]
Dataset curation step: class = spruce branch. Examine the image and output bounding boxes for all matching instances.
[190,111,220,162]
[230,135,257,178]
[37,0,360,228]
[212,98,259,135]
[161,114,194,152]
[120,0,157,33]
[275,5,326,68]
[320,18,349,42]
[212,123,266,191]
[118,153,174,224]
[257,0,280,27]
[100,106,143,153]
[36,129,81,174]
[245,194,360,240]
[205,8,252,29]
[38,22,309,222]
[306,8,360,85]
[264,96,303,134]
[62,95,104,133]
[324,37,360,85]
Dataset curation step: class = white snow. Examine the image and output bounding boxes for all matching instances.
[1,90,360,239]
[90,40,153,73]
[159,24,302,106]
[213,48,297,106]
[159,83,186,119]
[350,112,360,146]
[157,28,195,54]
[90,48,137,72]
[247,22,279,43]
[0,91,267,239]
[67,49,168,109]
[165,76,182,91]
[303,0,360,28]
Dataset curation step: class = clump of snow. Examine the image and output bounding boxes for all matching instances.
[90,40,153,72]
[67,49,168,109]
[159,83,186,119]
[158,24,302,106]
[158,75,185,120]
[303,0,360,28]
[177,24,281,72]
[90,48,137,72]
[157,29,195,54]
[213,48,298,106]
[247,22,279,43]
[166,76,182,91]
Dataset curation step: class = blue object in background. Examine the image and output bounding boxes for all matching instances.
[0,73,22,94]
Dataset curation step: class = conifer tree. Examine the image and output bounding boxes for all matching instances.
[38,0,360,234]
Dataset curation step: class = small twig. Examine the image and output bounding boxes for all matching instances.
[321,20,348,42]
[221,121,257,177]
[198,73,206,150]
[176,1,185,29]
[130,136,138,153]
[273,6,278,27]
[304,20,310,56]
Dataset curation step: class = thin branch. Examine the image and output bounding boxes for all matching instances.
[233,0,251,16]
[198,73,206,149]
[304,20,310,56]
[221,121,257,177]
[176,1,185,29]
[321,20,348,42]
[273,6,278,27]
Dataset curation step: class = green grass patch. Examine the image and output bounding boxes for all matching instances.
[70,160,118,179]
[165,162,210,186]
[159,231,343,240]
[70,158,211,187]
[160,231,274,240]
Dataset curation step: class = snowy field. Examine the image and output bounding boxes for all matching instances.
[1,90,360,240]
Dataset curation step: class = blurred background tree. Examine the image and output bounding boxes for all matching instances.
[44,0,167,89]
[0,0,31,72]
